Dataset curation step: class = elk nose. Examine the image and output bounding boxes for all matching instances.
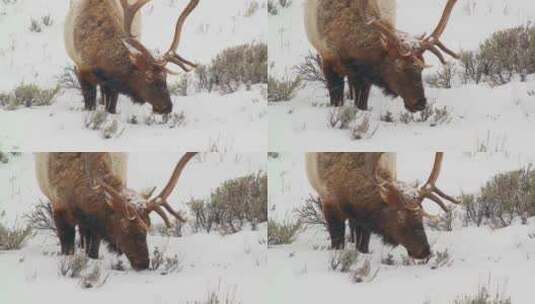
[415,98,427,111]
[156,103,173,114]
[132,259,150,271]
[412,246,431,259]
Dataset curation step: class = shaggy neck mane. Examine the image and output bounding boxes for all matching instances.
[74,206,122,254]
[350,204,399,247]
[93,68,144,104]
[347,60,398,98]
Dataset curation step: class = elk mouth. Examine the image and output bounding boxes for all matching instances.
[405,98,427,113]
[130,258,150,271]
[153,103,173,114]
[408,246,431,259]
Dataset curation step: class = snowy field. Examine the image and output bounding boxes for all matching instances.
[0,0,267,151]
[0,153,268,304]
[268,152,535,303]
[268,0,535,151]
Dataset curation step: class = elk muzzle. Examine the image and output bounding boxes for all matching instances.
[406,97,427,113]
[131,258,150,270]
[153,101,173,114]
[408,244,431,259]
[124,246,150,270]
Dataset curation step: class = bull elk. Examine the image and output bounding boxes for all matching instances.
[305,152,459,259]
[65,0,199,114]
[35,152,197,270]
[304,0,459,112]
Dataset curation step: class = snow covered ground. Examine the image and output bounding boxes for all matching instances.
[0,153,268,304]
[268,152,535,303]
[0,0,267,151]
[268,0,535,151]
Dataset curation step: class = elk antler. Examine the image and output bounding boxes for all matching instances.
[372,153,422,211]
[368,19,413,58]
[120,0,155,60]
[146,152,198,226]
[418,152,460,213]
[158,0,200,72]
[369,0,459,66]
[416,0,460,64]
[97,178,139,221]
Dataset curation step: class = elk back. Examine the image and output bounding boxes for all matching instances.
[35,153,128,209]
[305,152,396,206]
[304,0,397,62]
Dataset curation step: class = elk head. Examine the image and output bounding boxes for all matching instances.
[119,0,199,114]
[368,0,459,112]
[95,152,197,270]
[373,152,459,259]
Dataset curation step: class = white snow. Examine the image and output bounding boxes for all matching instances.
[268,152,535,303]
[0,0,267,151]
[0,153,268,304]
[268,0,535,151]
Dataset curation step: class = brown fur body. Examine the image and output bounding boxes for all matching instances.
[66,0,172,114]
[36,153,152,269]
[306,152,431,258]
[305,0,427,112]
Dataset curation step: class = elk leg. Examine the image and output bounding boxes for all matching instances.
[102,86,119,114]
[77,71,97,111]
[348,219,357,243]
[86,232,101,259]
[349,75,371,110]
[323,62,344,107]
[355,83,371,110]
[323,204,345,249]
[99,86,105,105]
[53,210,75,255]
[78,226,88,249]
[355,226,371,254]
[347,77,355,101]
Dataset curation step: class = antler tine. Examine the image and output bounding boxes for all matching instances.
[143,186,157,200]
[427,0,458,42]
[419,152,460,214]
[165,56,193,73]
[146,152,197,223]
[424,192,450,213]
[432,186,460,204]
[160,203,187,223]
[151,205,172,227]
[369,19,411,57]
[97,178,124,202]
[435,41,460,59]
[97,178,138,220]
[120,0,152,38]
[152,152,198,203]
[120,0,156,60]
[419,0,460,61]
[162,0,199,69]
[426,45,447,64]
[423,152,444,190]
[369,19,398,44]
